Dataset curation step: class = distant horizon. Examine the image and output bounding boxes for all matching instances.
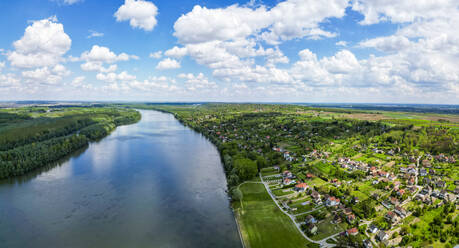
[1,100,459,106]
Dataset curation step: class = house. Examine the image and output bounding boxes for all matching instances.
[377,230,389,241]
[353,197,360,204]
[368,224,379,234]
[295,183,309,192]
[393,181,401,190]
[420,168,427,177]
[311,191,321,203]
[325,197,340,207]
[346,213,356,223]
[346,227,358,236]
[283,178,294,185]
[332,214,342,224]
[422,159,432,167]
[343,208,353,215]
[436,181,446,189]
[395,206,407,218]
[305,215,317,224]
[397,189,405,196]
[307,224,318,235]
[283,170,293,178]
[363,239,373,248]
[390,197,400,206]
[385,211,398,223]
[408,186,417,194]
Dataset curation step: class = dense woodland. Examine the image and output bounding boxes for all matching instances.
[0,107,140,179]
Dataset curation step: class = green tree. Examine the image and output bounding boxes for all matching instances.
[234,158,258,180]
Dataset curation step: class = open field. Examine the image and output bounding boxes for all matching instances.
[234,183,310,248]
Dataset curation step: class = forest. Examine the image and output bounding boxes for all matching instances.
[0,106,140,179]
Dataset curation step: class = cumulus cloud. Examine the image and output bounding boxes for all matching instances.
[81,45,137,63]
[178,72,217,91]
[21,64,71,84]
[174,0,348,44]
[114,0,158,31]
[81,61,117,73]
[352,0,457,25]
[149,51,162,59]
[96,71,136,83]
[8,16,71,68]
[156,58,181,70]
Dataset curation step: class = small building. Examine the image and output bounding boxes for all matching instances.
[368,224,378,234]
[346,227,358,236]
[294,183,309,192]
[307,224,318,235]
[385,211,398,223]
[363,239,373,248]
[395,206,407,218]
[346,213,356,223]
[377,230,389,241]
[325,197,340,207]
[305,215,317,224]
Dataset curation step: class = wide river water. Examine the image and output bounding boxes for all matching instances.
[0,110,242,248]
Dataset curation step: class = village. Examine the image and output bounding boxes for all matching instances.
[259,145,458,247]
[158,104,459,247]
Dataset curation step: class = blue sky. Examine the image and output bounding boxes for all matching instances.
[0,0,458,103]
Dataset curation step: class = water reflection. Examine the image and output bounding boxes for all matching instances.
[0,110,241,248]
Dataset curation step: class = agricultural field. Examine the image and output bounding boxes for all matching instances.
[233,183,311,248]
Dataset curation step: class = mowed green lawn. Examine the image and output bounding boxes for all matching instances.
[234,183,310,248]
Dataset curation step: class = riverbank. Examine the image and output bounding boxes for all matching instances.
[0,110,241,248]
[0,107,141,179]
[133,106,311,248]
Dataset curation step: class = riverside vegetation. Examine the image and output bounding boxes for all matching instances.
[0,106,140,179]
[130,103,458,248]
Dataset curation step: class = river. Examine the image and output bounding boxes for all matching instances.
[0,110,242,248]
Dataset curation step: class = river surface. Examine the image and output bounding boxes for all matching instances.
[0,110,242,248]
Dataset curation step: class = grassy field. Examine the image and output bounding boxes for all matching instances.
[310,214,346,241]
[233,183,310,248]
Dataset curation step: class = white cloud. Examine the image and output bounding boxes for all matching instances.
[352,0,457,25]
[336,41,347,46]
[0,72,19,88]
[174,0,348,44]
[71,76,85,87]
[81,61,117,73]
[178,72,217,91]
[87,30,104,38]
[164,46,188,58]
[359,35,412,52]
[156,58,181,70]
[114,0,158,31]
[80,45,136,63]
[149,51,162,59]
[96,71,136,83]
[8,16,71,68]
[21,64,71,84]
